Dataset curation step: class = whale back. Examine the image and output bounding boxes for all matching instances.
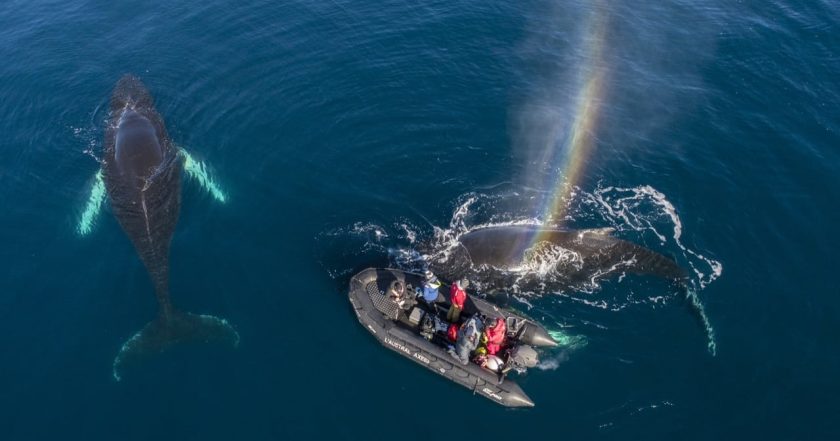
[456,225,687,281]
[114,109,164,182]
[458,226,543,267]
[102,75,182,315]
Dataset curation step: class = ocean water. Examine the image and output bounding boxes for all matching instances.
[1,0,838,439]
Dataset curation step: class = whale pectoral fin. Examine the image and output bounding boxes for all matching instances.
[77,169,106,236]
[178,147,228,203]
[112,311,240,381]
[682,285,717,356]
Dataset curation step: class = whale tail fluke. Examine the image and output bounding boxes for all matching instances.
[112,311,240,381]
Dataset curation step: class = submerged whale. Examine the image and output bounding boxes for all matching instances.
[426,225,717,354]
[428,225,686,291]
[102,75,238,380]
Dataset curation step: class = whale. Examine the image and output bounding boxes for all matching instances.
[427,225,687,291]
[425,225,717,354]
[102,75,238,380]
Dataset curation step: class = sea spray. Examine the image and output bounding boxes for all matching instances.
[181,149,227,203]
[588,185,723,288]
[77,169,105,235]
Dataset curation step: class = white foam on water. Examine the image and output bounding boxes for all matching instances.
[582,185,720,354]
[347,222,388,239]
[339,222,393,255]
[515,242,584,277]
[398,223,417,244]
[511,294,535,310]
[567,296,612,310]
[589,256,637,288]
[71,124,103,163]
[422,187,721,294]
[586,184,723,289]
[389,246,426,272]
[368,224,391,239]
[647,295,668,305]
[630,400,675,415]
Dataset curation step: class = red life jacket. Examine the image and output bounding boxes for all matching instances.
[450,284,467,309]
[447,323,459,342]
[485,319,507,355]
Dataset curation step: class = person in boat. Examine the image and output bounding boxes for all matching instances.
[481,316,507,356]
[448,314,484,365]
[474,316,509,384]
[447,278,468,323]
[388,280,413,310]
[421,270,442,308]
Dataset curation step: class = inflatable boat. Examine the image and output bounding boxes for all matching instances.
[348,268,557,407]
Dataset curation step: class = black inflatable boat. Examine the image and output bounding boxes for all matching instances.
[348,268,557,407]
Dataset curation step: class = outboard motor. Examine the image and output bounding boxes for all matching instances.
[505,316,527,338]
[506,316,557,348]
[508,344,539,374]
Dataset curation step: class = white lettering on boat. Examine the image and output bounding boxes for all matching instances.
[482,388,503,401]
[384,338,411,355]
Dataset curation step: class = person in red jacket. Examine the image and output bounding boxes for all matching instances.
[446,278,468,323]
[482,316,507,356]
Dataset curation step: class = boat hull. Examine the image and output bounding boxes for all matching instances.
[348,268,542,407]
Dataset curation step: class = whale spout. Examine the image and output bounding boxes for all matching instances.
[112,311,240,381]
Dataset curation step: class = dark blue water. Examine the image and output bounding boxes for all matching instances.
[1,0,838,439]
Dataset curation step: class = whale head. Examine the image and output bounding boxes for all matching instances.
[114,109,163,181]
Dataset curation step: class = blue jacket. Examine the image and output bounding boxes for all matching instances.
[422,284,439,302]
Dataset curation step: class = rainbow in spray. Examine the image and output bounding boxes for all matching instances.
[532,6,610,240]
[515,6,718,354]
